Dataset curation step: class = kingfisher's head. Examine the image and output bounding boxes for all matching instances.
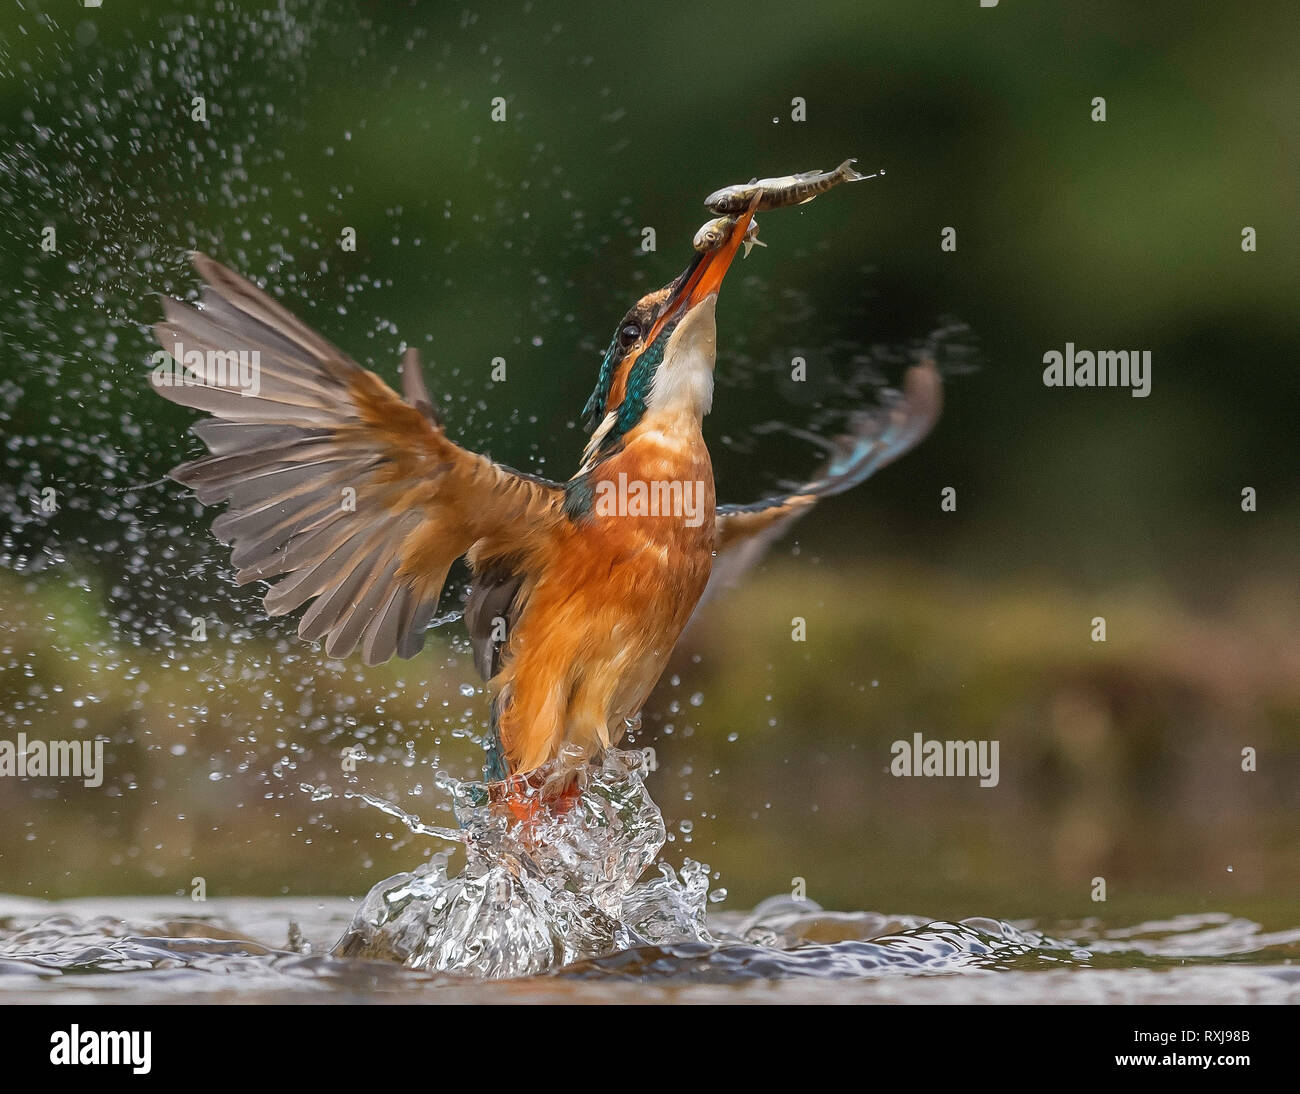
[581,200,758,459]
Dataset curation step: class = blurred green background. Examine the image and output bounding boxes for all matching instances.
[1,0,1297,927]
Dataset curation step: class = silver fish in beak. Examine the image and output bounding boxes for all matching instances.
[704,158,880,215]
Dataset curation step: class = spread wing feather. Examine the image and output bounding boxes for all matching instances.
[152,253,562,665]
[706,358,942,598]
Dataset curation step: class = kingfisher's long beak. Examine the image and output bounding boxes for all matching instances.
[643,196,760,346]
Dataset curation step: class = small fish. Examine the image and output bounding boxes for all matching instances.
[704,159,879,215]
[692,216,733,253]
[692,215,765,257]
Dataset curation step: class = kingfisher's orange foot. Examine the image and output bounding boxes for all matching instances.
[489,769,583,824]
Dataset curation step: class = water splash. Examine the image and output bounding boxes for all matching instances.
[333,749,714,977]
[299,781,465,844]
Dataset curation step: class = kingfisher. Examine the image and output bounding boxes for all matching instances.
[151,188,941,816]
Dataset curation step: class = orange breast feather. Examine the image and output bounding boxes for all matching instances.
[493,427,715,773]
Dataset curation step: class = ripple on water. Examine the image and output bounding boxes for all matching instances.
[2,897,1299,1003]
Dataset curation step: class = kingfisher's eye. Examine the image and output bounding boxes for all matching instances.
[618,322,641,348]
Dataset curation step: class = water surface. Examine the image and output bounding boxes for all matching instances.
[2,894,1296,1004]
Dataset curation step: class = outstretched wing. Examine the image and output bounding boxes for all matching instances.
[706,358,942,597]
[151,252,562,665]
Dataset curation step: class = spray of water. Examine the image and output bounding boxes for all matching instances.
[333,748,713,978]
